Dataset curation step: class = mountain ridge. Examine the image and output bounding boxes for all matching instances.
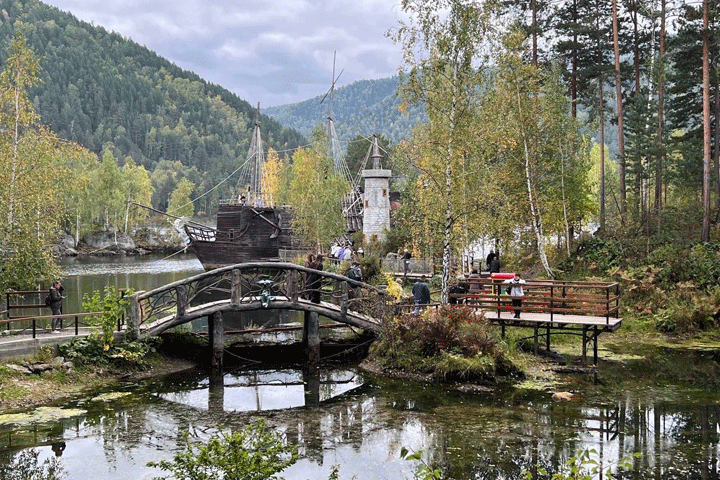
[265,76,424,145]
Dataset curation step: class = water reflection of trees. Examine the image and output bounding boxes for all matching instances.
[6,377,720,478]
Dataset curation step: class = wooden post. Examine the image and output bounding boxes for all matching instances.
[303,310,320,366]
[340,281,348,319]
[231,268,242,306]
[208,367,224,415]
[209,311,224,371]
[288,269,299,303]
[302,367,320,407]
[176,284,187,319]
[127,292,143,340]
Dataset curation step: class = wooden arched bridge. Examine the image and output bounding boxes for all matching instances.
[126,262,395,367]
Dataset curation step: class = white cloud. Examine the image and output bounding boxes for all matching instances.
[43,0,405,106]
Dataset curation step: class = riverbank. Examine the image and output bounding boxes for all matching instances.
[0,350,197,413]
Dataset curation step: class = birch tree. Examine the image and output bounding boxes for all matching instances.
[489,31,593,276]
[391,0,495,303]
[261,147,282,207]
[0,33,67,289]
[287,133,349,252]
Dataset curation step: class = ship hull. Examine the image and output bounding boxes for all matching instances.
[185,203,301,270]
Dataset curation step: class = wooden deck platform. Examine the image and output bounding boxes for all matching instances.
[485,310,622,365]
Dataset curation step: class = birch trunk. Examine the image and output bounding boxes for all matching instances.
[7,86,21,225]
[516,86,553,278]
[440,59,459,305]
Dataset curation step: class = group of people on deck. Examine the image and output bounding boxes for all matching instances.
[330,241,362,261]
[412,249,527,319]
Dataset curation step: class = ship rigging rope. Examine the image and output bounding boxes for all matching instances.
[166,141,313,216]
[166,132,389,217]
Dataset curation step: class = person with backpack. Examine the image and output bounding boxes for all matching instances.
[412,275,431,315]
[347,262,363,283]
[48,281,65,333]
[347,262,363,299]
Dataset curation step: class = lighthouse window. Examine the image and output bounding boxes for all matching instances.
[365,200,369,207]
[383,188,387,196]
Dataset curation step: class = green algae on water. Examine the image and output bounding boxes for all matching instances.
[91,392,131,402]
[0,406,86,426]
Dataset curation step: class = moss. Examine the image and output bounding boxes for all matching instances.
[0,406,86,426]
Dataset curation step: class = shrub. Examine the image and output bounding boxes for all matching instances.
[82,286,133,349]
[59,337,158,370]
[370,305,523,382]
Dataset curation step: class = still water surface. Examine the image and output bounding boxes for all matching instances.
[1,254,720,479]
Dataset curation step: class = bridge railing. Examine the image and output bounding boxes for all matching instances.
[130,262,396,333]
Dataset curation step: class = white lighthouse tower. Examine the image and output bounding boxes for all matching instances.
[361,135,391,241]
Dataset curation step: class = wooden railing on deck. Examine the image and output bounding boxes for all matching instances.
[450,278,620,323]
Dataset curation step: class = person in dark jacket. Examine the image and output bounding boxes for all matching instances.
[412,275,431,315]
[486,250,496,270]
[489,256,501,274]
[49,281,64,332]
[307,255,324,304]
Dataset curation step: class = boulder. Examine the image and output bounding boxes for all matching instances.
[80,231,136,253]
[53,234,79,256]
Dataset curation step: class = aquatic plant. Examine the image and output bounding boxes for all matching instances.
[401,447,444,480]
[369,305,524,382]
[521,448,638,480]
[147,419,298,480]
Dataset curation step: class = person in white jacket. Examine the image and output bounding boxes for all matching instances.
[504,273,526,319]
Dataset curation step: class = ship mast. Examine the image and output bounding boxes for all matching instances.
[322,52,352,182]
[248,102,264,201]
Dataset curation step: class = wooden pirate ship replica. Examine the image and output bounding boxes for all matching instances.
[184,58,388,270]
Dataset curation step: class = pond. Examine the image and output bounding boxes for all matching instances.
[1,254,719,479]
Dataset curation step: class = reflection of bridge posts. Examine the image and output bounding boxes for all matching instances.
[209,311,224,371]
[208,369,224,415]
[303,311,320,366]
[303,367,320,407]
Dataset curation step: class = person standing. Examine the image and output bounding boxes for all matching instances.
[308,255,324,304]
[49,281,65,332]
[412,275,431,315]
[486,250,496,271]
[303,254,315,299]
[402,248,412,279]
[504,273,526,319]
[489,255,501,274]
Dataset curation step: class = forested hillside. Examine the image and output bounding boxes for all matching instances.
[0,0,305,211]
[265,76,425,144]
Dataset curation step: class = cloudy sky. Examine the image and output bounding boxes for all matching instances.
[44,0,407,107]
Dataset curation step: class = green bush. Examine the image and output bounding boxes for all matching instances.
[370,306,523,382]
[82,286,134,349]
[59,337,158,370]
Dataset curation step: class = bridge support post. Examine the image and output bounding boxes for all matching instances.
[303,311,320,366]
[209,311,224,371]
[127,293,143,341]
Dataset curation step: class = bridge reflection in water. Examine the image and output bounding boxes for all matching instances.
[3,363,720,479]
[160,368,363,413]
